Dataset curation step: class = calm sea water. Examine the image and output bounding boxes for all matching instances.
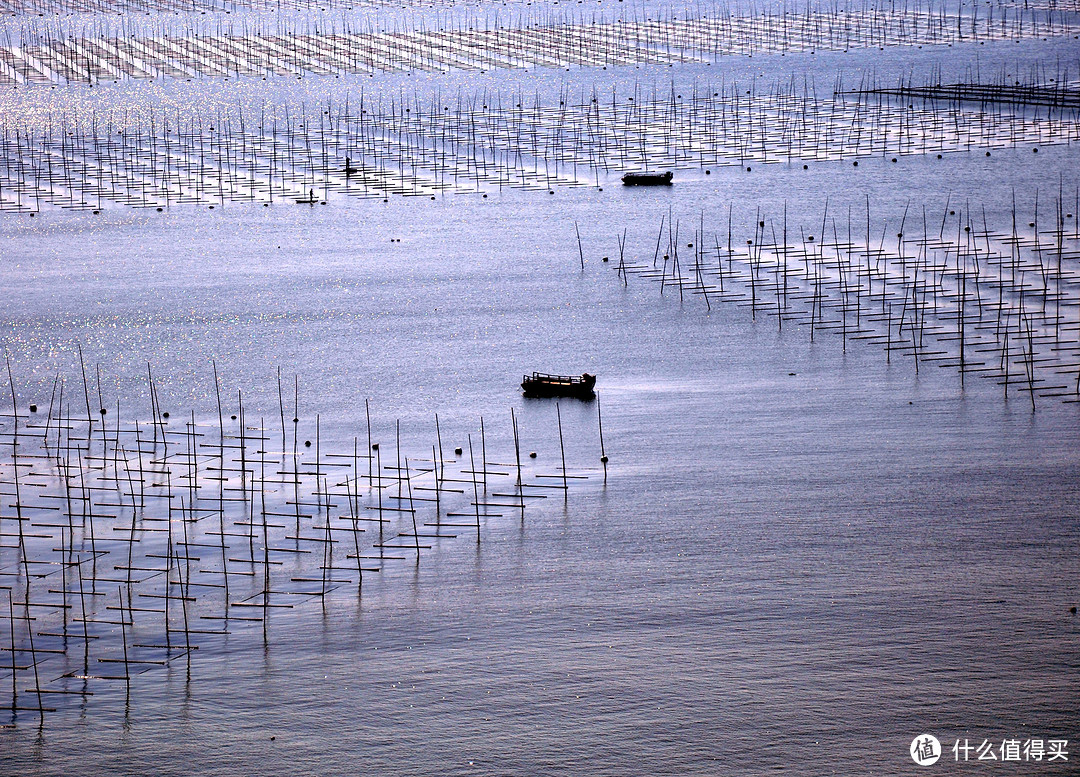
[2,11,1079,774]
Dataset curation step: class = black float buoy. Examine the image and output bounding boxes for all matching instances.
[454,446,462,455]
[29,404,37,413]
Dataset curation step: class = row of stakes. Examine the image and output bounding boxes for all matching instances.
[0,0,454,14]
[0,361,609,724]
[2,0,1076,20]
[0,1,1077,86]
[593,194,1080,408]
[1,74,1078,211]
[0,0,555,16]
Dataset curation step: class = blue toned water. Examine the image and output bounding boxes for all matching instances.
[1,177,1077,774]
[1,4,1080,773]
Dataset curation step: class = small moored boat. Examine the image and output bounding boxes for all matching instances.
[521,372,596,399]
[621,171,673,186]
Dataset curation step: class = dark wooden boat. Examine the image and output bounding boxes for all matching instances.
[521,372,596,399]
[621,171,673,186]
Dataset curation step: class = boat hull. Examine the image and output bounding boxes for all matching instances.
[621,171,673,186]
[521,373,596,399]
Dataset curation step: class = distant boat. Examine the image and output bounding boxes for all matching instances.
[521,372,596,399]
[621,171,673,186]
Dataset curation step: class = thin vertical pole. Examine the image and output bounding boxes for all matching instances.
[468,434,480,543]
[556,402,568,497]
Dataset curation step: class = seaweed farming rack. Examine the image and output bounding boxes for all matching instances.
[0,2,1075,87]
[0,369,603,722]
[605,197,1080,407]
[2,77,1079,212]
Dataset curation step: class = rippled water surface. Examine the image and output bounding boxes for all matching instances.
[1,3,1079,773]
